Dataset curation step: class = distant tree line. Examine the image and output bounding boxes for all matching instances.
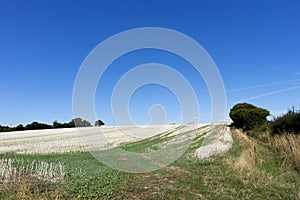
[0,118,104,132]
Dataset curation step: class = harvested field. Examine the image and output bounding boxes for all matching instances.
[0,124,213,154]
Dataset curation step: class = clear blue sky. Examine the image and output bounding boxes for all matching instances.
[1,0,300,126]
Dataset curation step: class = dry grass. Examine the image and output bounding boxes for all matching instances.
[231,129,258,169]
[233,142,257,172]
[0,159,66,184]
[229,129,273,185]
[0,159,67,199]
[228,129,300,196]
[265,133,300,172]
[229,129,299,189]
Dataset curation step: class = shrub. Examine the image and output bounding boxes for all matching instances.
[271,108,300,134]
[95,120,105,127]
[265,133,300,172]
[229,103,270,130]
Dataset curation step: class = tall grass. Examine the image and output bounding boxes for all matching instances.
[230,129,271,184]
[0,159,66,184]
[236,126,300,174]
[232,129,258,171]
[228,129,300,198]
[265,133,300,172]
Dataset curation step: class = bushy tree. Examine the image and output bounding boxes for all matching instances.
[53,120,61,128]
[229,103,270,130]
[53,120,72,128]
[69,118,92,127]
[272,108,300,134]
[14,124,25,131]
[95,119,104,127]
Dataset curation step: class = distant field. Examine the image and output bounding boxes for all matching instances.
[0,124,209,154]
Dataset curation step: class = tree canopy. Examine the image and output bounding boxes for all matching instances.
[95,119,105,127]
[229,103,270,130]
[69,118,92,127]
[25,122,53,130]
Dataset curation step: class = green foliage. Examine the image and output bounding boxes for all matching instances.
[229,103,270,130]
[246,121,271,138]
[25,121,53,130]
[271,107,300,134]
[14,124,25,131]
[52,120,72,128]
[69,117,92,127]
[0,125,11,132]
[0,124,25,132]
[94,119,105,127]
[0,117,101,132]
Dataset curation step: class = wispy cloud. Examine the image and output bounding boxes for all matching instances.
[239,85,300,101]
[227,78,300,93]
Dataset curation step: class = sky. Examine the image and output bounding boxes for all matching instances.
[1,0,300,126]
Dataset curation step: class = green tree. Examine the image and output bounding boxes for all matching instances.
[15,124,24,131]
[53,120,68,128]
[229,103,270,130]
[53,120,61,128]
[95,119,105,127]
[69,118,92,127]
